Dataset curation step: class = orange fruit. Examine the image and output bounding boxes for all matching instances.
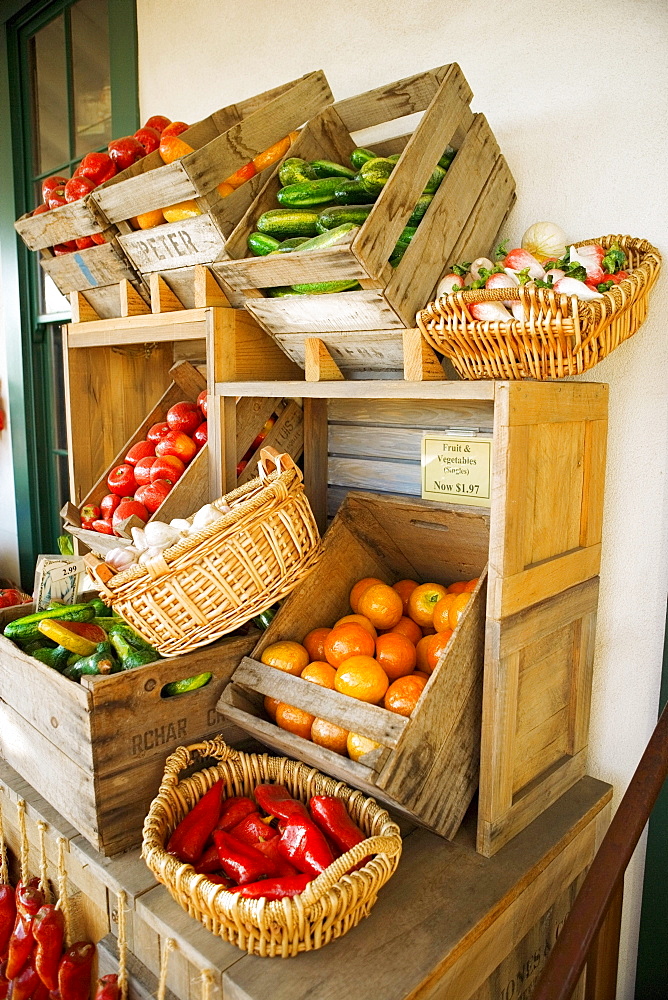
[415,635,432,673]
[260,641,309,676]
[414,670,430,681]
[264,695,281,720]
[392,579,419,614]
[421,626,436,636]
[425,630,453,674]
[349,577,384,613]
[407,583,449,627]
[311,718,349,755]
[464,577,479,593]
[301,660,336,689]
[275,703,314,740]
[335,614,377,639]
[324,623,375,668]
[159,135,194,164]
[303,627,331,661]
[433,594,457,633]
[334,655,389,704]
[136,208,164,230]
[358,583,403,629]
[384,675,427,717]
[449,592,472,630]
[375,632,417,680]
[386,615,422,645]
[347,732,382,763]
[447,581,467,594]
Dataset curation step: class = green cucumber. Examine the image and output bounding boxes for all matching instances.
[407,193,434,226]
[424,164,447,194]
[32,644,71,672]
[289,223,356,253]
[350,147,378,170]
[308,159,356,180]
[63,642,118,681]
[264,287,301,297]
[5,603,96,645]
[277,178,343,208]
[438,146,456,170]
[162,671,212,697]
[316,205,373,232]
[387,153,401,163]
[389,225,418,267]
[359,158,395,195]
[276,237,310,252]
[88,597,112,617]
[332,178,376,205]
[256,209,320,239]
[290,280,361,294]
[248,232,281,256]
[278,157,317,186]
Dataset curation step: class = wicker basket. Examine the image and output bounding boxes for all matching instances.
[94,449,321,656]
[417,235,661,379]
[142,737,403,957]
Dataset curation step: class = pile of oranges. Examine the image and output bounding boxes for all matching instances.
[259,575,478,760]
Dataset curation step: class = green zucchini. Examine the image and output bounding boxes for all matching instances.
[63,642,118,681]
[248,232,281,256]
[407,193,434,226]
[308,160,356,180]
[88,597,112,617]
[110,631,158,670]
[316,204,373,232]
[438,146,456,170]
[332,178,376,205]
[350,147,378,170]
[278,157,317,187]
[290,280,361,295]
[289,223,356,253]
[252,606,278,631]
[5,603,96,645]
[256,209,320,239]
[277,178,342,208]
[424,164,447,194]
[32,648,59,669]
[359,158,395,195]
[106,620,159,654]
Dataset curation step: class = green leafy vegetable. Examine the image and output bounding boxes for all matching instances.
[602,242,627,274]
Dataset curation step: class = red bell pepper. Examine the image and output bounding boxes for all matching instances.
[202,875,233,887]
[253,837,298,877]
[57,942,95,1000]
[32,982,50,1000]
[235,875,311,901]
[277,816,335,878]
[309,796,366,855]
[212,831,279,885]
[0,887,16,959]
[94,974,119,1000]
[228,812,277,847]
[167,781,224,865]
[0,961,8,1000]
[192,844,221,875]
[9,955,41,1000]
[33,906,65,991]
[5,916,35,980]
[214,797,256,833]
[253,785,309,822]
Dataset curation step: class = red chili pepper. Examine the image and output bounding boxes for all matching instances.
[214,797,256,833]
[6,915,35,979]
[253,838,298,877]
[33,906,65,991]
[228,812,278,847]
[57,942,95,1000]
[309,796,366,855]
[16,884,44,918]
[9,955,41,1000]
[212,831,279,885]
[167,781,224,865]
[94,974,119,1000]
[277,816,335,878]
[254,785,309,822]
[0,960,8,1000]
[0,887,16,959]
[32,981,50,1000]
[236,875,311,901]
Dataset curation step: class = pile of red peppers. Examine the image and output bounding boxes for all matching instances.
[167,783,369,901]
[0,874,114,1000]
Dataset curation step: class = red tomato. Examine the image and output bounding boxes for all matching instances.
[64,176,96,202]
[75,151,116,185]
[41,176,68,203]
[193,421,207,450]
[134,126,161,155]
[100,494,121,519]
[197,390,208,417]
[144,115,171,133]
[166,401,201,436]
[161,121,189,137]
[108,136,145,171]
[135,480,172,513]
[112,500,149,530]
[75,236,96,250]
[134,456,157,486]
[155,431,196,464]
[47,189,67,210]
[150,455,185,484]
[125,441,156,465]
[92,519,115,535]
[147,422,170,444]
[107,464,138,497]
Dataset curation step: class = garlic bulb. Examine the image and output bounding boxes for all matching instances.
[169,518,191,535]
[521,222,567,263]
[191,504,223,530]
[131,527,147,552]
[143,521,180,549]
[106,546,139,572]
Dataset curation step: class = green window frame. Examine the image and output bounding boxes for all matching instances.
[0,0,138,586]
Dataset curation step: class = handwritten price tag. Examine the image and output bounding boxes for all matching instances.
[421,435,492,508]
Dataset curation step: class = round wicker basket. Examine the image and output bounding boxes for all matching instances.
[142,738,403,958]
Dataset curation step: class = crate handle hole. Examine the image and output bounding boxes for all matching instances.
[409,519,449,532]
[160,672,213,699]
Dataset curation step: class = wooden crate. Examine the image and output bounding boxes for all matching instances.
[98,936,178,1000]
[0,603,257,856]
[212,64,515,346]
[93,73,332,280]
[212,378,608,855]
[127,778,613,1000]
[220,491,489,839]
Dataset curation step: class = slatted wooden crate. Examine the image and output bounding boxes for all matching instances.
[212,64,515,354]
[93,73,332,282]
[220,491,489,838]
[0,602,257,857]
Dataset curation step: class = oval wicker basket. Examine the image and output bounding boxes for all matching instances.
[142,737,403,958]
[94,450,322,656]
[417,235,661,380]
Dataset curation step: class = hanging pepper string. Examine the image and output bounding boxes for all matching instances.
[116,890,128,1000]
[157,938,175,1000]
[16,800,29,884]
[54,837,71,947]
[200,967,214,1000]
[37,822,50,902]
[0,797,8,885]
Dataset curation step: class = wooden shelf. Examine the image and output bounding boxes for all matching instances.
[214,378,497,399]
[67,307,209,348]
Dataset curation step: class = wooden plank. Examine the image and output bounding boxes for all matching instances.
[15,197,99,249]
[67,308,208,347]
[150,273,187,313]
[494,545,601,620]
[274,329,407,374]
[94,160,197,224]
[329,424,424,461]
[121,215,226,274]
[334,66,449,133]
[150,443,210,523]
[211,308,302,382]
[119,278,151,316]
[502,381,609,426]
[328,456,421,494]
[328,397,494,431]
[215,238,370,291]
[244,288,404,334]
[303,397,328,535]
[42,243,135,294]
[97,934,181,1000]
[497,579,599,658]
[236,399,304,485]
[403,328,445,380]
[304,338,345,381]
[234,397,282,460]
[214,379,495,400]
[70,290,101,323]
[580,418,608,549]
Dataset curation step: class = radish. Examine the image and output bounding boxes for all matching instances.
[545,268,566,283]
[470,257,494,281]
[485,271,519,308]
[436,273,464,297]
[553,277,604,299]
[569,244,605,284]
[503,248,545,280]
[470,302,513,321]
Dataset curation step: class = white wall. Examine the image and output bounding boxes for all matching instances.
[137,1,667,995]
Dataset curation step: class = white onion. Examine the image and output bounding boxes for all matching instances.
[521,222,567,263]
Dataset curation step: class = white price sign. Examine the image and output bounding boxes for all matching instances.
[421,435,492,507]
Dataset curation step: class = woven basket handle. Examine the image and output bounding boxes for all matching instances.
[159,737,241,791]
[299,831,403,909]
[257,447,302,482]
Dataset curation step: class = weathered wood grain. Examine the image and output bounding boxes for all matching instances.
[275,329,407,374]
[42,243,136,294]
[244,288,404,334]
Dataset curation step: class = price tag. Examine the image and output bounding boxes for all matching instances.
[421,435,492,507]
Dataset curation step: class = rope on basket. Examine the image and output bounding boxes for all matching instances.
[157,938,175,1000]
[200,968,215,1000]
[0,797,8,885]
[37,821,50,902]
[54,837,72,947]
[116,890,128,1000]
[16,799,29,883]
